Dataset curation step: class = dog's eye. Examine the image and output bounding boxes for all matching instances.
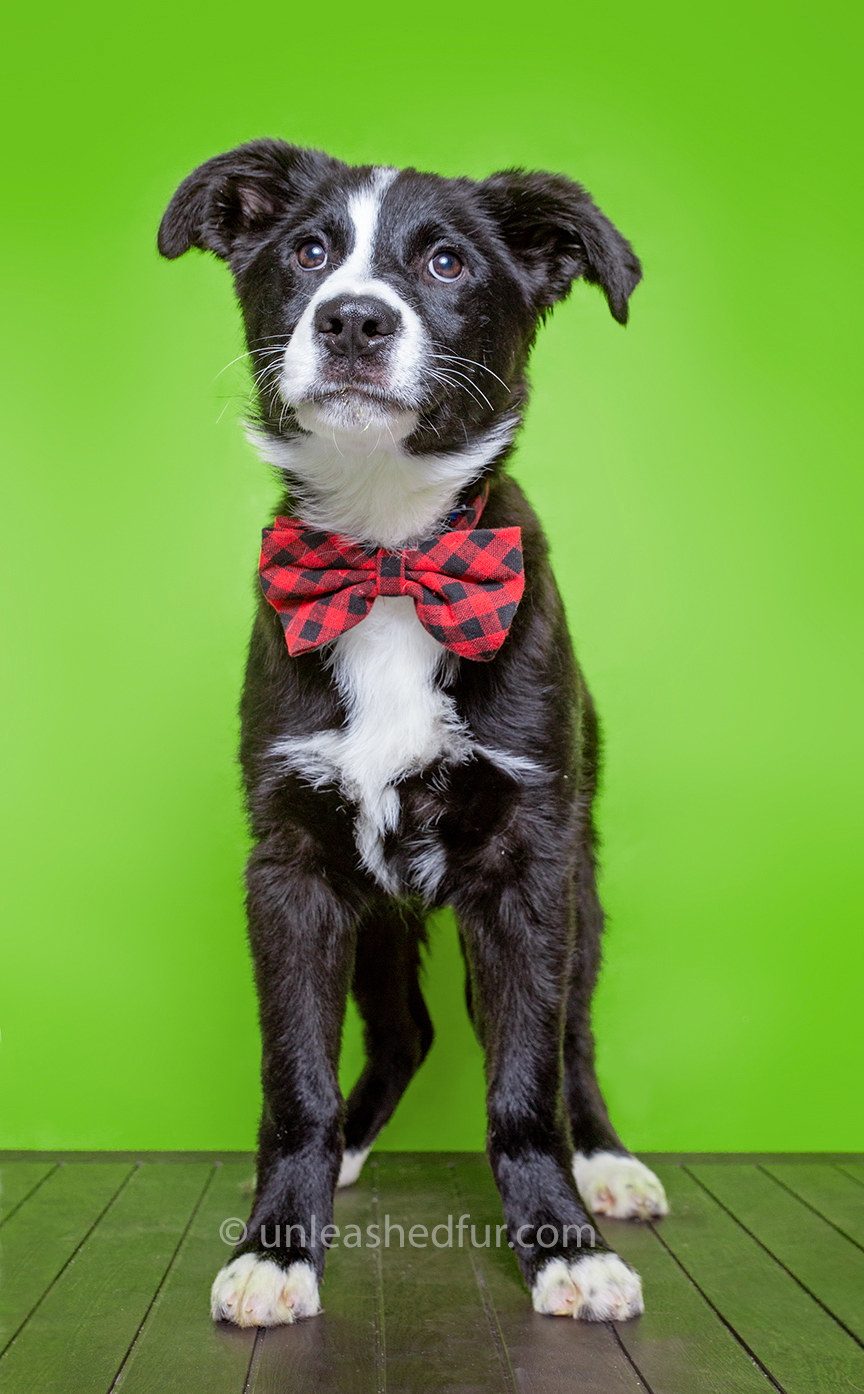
[296,241,328,270]
[428,250,464,282]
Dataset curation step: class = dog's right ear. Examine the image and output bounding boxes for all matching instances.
[479,169,642,325]
[158,139,321,262]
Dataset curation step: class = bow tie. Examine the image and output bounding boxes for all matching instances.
[258,490,524,661]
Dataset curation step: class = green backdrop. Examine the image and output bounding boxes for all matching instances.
[2,0,860,1152]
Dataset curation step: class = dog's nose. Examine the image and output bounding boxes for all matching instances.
[314,296,399,364]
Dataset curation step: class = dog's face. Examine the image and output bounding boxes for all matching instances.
[159,141,641,461]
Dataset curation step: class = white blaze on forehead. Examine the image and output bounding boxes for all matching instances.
[279,166,425,411]
[329,166,398,288]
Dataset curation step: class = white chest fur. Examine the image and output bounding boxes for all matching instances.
[269,596,469,889]
[254,416,520,892]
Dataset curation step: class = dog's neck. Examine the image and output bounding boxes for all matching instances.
[248,415,519,549]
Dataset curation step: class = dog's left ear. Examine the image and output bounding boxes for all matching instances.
[480,169,642,324]
[158,139,324,264]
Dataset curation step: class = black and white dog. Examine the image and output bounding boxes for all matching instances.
[159,140,668,1327]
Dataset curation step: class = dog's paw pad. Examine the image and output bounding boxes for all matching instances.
[572,1151,669,1220]
[532,1252,643,1321]
[210,1254,320,1327]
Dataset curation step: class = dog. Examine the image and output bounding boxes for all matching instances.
[158,140,668,1327]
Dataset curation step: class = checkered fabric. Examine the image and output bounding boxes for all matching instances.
[259,490,524,661]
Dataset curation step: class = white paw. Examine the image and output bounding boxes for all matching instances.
[210,1254,320,1327]
[532,1252,644,1321]
[336,1146,370,1188]
[572,1151,669,1220]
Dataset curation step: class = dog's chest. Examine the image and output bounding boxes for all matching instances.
[274,596,468,891]
[330,594,466,793]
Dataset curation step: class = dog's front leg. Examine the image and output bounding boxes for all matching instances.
[455,867,644,1321]
[210,840,358,1327]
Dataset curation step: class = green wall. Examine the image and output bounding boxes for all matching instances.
[2,0,860,1152]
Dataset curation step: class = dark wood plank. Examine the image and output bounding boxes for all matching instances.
[373,1152,516,1392]
[0,1161,57,1222]
[652,1164,864,1394]
[112,1164,258,1394]
[0,1162,210,1393]
[603,1200,774,1393]
[689,1163,864,1343]
[247,1166,382,1393]
[450,1155,645,1394]
[761,1163,864,1248]
[0,1161,132,1360]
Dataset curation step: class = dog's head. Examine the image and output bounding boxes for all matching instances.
[160,141,640,459]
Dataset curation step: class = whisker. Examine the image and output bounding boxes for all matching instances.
[429,343,510,392]
[250,359,285,392]
[437,367,493,411]
[214,349,255,380]
[215,356,284,427]
[420,412,441,440]
[429,356,496,407]
[216,344,286,384]
[252,362,283,391]
[425,367,491,413]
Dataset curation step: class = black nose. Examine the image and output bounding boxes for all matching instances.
[313,295,399,365]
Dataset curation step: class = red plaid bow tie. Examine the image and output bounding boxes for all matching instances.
[259,490,524,661]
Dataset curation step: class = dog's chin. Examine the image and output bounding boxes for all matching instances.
[294,390,419,444]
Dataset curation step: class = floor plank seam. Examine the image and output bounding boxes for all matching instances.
[836,1163,864,1188]
[645,1219,788,1394]
[242,1327,264,1393]
[756,1163,864,1254]
[608,1320,657,1394]
[106,1163,217,1392]
[0,1162,138,1362]
[0,1162,60,1230]
[447,1161,519,1394]
[682,1166,864,1351]
[369,1159,387,1394]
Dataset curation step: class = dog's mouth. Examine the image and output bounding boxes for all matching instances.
[292,381,421,441]
[307,382,413,410]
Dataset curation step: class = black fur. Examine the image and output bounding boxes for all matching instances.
[160,141,646,1312]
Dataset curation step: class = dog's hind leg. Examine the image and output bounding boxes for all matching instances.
[338,899,434,1186]
[563,834,625,1156]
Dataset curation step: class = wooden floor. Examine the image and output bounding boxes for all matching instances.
[0,1153,862,1393]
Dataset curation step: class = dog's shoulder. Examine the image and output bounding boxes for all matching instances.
[483,471,552,570]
